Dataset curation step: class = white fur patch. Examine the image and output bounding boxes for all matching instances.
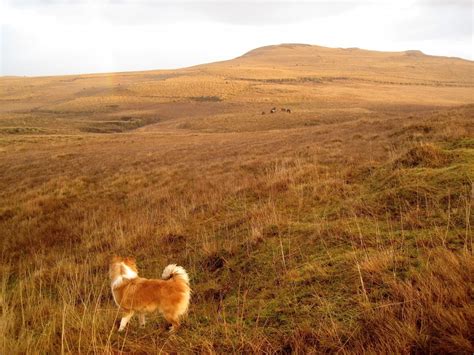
[111,283,120,306]
[162,264,190,284]
[111,276,124,290]
[111,263,137,289]
[121,262,138,279]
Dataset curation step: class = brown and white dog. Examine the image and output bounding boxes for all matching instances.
[109,256,191,332]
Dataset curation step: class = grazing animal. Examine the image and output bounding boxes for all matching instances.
[286,108,291,113]
[281,108,286,112]
[270,107,277,113]
[109,256,191,333]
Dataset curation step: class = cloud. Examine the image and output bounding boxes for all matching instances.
[3,1,360,26]
[1,0,472,76]
[396,2,472,40]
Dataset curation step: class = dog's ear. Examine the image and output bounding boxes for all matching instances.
[123,257,138,273]
[124,257,137,268]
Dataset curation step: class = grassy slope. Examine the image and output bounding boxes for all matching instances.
[0,44,473,353]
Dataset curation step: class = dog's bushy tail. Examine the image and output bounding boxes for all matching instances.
[162,264,190,284]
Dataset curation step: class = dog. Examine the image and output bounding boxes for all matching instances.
[109,256,191,332]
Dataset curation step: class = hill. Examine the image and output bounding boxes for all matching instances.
[1,43,473,134]
[0,44,473,353]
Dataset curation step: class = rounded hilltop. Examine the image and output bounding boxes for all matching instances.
[236,43,469,63]
[241,43,314,56]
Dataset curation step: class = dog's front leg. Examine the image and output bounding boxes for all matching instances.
[138,313,146,327]
[118,311,135,332]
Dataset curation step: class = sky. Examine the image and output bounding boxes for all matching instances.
[1,0,472,76]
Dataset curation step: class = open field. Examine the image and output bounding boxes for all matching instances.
[1,44,473,353]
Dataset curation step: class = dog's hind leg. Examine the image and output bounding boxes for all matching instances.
[163,312,180,333]
[138,313,146,327]
[118,311,134,332]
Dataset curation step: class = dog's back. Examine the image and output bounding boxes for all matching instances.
[116,272,190,315]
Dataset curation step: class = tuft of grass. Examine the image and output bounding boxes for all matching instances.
[394,143,455,168]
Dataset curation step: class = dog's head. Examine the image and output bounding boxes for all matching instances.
[109,256,138,280]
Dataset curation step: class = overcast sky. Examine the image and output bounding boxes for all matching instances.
[1,0,472,76]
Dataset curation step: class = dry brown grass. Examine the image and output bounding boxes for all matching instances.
[0,44,473,353]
